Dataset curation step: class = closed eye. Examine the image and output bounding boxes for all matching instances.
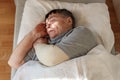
[46,17,57,26]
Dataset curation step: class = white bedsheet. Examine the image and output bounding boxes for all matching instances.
[12,45,120,80]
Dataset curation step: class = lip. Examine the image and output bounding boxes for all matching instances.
[47,29,54,33]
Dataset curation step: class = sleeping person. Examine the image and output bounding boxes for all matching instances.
[8,9,97,69]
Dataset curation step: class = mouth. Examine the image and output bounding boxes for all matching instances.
[47,29,56,38]
[47,29,54,34]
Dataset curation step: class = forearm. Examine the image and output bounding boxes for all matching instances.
[8,32,36,69]
[8,22,47,69]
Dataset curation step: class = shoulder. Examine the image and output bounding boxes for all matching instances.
[56,26,97,58]
[73,26,92,33]
[58,26,97,45]
[65,26,94,39]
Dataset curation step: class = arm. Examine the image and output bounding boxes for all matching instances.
[33,27,97,66]
[33,40,69,66]
[8,22,47,69]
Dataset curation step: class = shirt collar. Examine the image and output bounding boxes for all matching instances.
[49,28,74,44]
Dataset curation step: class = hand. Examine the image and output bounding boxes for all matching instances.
[32,22,48,40]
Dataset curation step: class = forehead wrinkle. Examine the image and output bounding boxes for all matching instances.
[46,13,58,22]
[46,16,54,23]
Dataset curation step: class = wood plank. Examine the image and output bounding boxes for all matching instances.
[0,0,15,79]
[106,0,120,53]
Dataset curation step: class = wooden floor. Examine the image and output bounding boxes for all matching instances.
[0,0,120,80]
[106,0,120,53]
[0,0,15,80]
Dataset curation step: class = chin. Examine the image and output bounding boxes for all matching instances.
[49,35,57,39]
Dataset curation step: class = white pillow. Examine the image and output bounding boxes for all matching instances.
[17,0,114,52]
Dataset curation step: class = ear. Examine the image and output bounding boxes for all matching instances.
[66,17,72,26]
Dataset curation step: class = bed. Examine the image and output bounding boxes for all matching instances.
[11,0,120,80]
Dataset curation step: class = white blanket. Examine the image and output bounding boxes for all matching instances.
[12,45,120,80]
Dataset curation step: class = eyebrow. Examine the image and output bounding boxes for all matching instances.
[46,15,57,23]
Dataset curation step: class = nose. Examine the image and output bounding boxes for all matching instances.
[46,21,51,29]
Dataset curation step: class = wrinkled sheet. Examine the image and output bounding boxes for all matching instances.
[12,45,120,80]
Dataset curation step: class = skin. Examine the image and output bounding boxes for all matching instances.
[45,13,72,39]
[8,23,48,69]
[8,13,73,69]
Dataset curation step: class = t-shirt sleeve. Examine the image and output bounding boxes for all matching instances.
[56,27,97,59]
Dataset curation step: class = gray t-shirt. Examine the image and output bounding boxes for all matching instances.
[50,26,97,59]
[25,26,97,62]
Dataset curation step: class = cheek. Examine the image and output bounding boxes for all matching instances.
[54,22,63,34]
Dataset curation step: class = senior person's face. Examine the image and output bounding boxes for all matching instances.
[45,13,72,39]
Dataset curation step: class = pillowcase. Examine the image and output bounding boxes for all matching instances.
[17,0,114,52]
